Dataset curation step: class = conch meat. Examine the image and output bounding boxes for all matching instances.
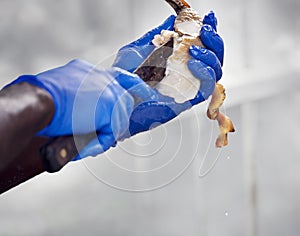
[134,0,235,147]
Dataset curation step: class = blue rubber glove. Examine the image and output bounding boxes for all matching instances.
[188,11,224,103]
[7,59,156,158]
[114,12,224,136]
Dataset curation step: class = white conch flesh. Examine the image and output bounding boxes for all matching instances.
[153,7,204,104]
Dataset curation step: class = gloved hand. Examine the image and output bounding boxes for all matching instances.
[7,59,156,158]
[113,11,224,136]
[75,11,224,159]
[188,11,224,102]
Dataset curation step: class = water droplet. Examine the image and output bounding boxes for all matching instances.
[225,211,229,216]
[227,156,231,160]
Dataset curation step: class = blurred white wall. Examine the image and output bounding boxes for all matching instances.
[0,0,300,236]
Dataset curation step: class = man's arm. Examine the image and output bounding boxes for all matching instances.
[0,82,54,194]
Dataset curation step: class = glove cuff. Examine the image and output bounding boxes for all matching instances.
[6,59,95,136]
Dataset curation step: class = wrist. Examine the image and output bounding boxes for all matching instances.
[2,82,55,133]
[31,83,56,132]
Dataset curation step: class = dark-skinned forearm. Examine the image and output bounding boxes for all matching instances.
[0,82,54,193]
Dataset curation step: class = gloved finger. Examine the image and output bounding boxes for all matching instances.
[189,45,222,81]
[128,15,176,47]
[73,133,116,161]
[113,45,155,72]
[203,11,218,31]
[188,59,216,100]
[113,15,176,72]
[200,24,224,66]
[110,67,157,101]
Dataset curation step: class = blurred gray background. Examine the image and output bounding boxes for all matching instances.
[0,0,300,235]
